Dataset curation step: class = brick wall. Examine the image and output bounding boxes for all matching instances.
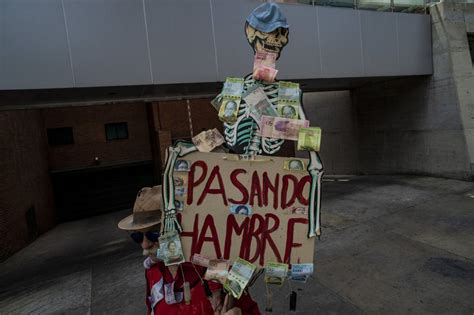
[153,98,224,160]
[0,110,55,261]
[42,103,152,170]
[154,98,223,140]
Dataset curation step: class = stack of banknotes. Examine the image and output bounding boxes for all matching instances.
[253,51,278,83]
[277,81,301,119]
[218,77,244,123]
[192,128,225,152]
[260,115,309,141]
[211,67,322,152]
[243,85,278,121]
[224,258,257,299]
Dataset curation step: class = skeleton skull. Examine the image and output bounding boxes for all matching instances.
[245,22,289,59]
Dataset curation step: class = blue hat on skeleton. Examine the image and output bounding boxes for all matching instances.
[246,3,289,33]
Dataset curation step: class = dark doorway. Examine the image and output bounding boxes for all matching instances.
[52,161,155,221]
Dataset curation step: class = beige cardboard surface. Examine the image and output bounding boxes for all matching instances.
[175,151,314,267]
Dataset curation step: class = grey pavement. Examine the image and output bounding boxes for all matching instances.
[1,175,473,314]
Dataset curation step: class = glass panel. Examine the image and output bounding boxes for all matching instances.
[394,0,426,13]
[314,0,355,8]
[105,124,118,141]
[105,122,128,141]
[357,0,391,11]
[117,124,129,139]
[274,0,314,4]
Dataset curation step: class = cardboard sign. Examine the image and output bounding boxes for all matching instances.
[174,151,314,267]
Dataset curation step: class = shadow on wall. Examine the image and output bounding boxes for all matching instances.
[298,90,359,175]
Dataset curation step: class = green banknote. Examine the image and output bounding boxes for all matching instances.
[222,77,244,99]
[224,258,256,299]
[277,103,299,119]
[283,159,306,171]
[278,81,300,105]
[264,262,288,286]
[297,127,321,151]
[218,97,241,123]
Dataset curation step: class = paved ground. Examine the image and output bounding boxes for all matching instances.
[1,175,473,314]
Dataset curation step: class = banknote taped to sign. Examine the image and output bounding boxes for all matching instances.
[163,146,317,268]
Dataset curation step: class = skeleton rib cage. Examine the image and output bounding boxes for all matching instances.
[160,75,323,238]
[223,74,285,156]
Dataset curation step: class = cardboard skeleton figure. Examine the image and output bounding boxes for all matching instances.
[223,3,323,236]
[222,4,291,156]
[161,4,324,239]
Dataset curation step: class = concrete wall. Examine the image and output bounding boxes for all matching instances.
[0,0,432,90]
[433,1,474,177]
[0,110,55,261]
[299,91,358,175]
[42,103,152,170]
[353,77,471,179]
[352,1,474,180]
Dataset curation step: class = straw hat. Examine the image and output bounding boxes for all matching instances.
[118,185,163,231]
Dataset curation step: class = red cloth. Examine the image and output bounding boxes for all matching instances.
[145,262,260,315]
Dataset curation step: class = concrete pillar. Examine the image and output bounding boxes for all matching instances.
[432,0,474,178]
[352,1,474,180]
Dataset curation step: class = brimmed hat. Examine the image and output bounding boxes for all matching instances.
[118,186,163,231]
[246,3,289,33]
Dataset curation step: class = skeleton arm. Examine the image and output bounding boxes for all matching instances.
[298,91,324,238]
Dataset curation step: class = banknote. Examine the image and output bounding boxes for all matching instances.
[290,263,314,283]
[260,115,310,141]
[264,262,289,286]
[174,159,190,172]
[218,97,241,123]
[173,175,186,187]
[192,128,225,152]
[159,232,185,266]
[174,200,184,211]
[175,187,187,196]
[205,259,230,284]
[291,206,308,215]
[243,86,278,120]
[224,258,257,299]
[297,127,322,151]
[229,204,253,216]
[222,77,244,99]
[278,81,300,104]
[253,65,278,83]
[283,159,306,171]
[253,51,277,70]
[210,95,223,112]
[191,253,211,267]
[277,104,299,119]
[164,281,183,304]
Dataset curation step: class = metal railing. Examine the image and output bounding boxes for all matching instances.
[273,0,441,13]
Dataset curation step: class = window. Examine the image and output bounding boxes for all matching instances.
[468,33,474,64]
[105,122,128,141]
[47,127,74,146]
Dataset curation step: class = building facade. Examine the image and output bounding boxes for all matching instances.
[1,0,473,260]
